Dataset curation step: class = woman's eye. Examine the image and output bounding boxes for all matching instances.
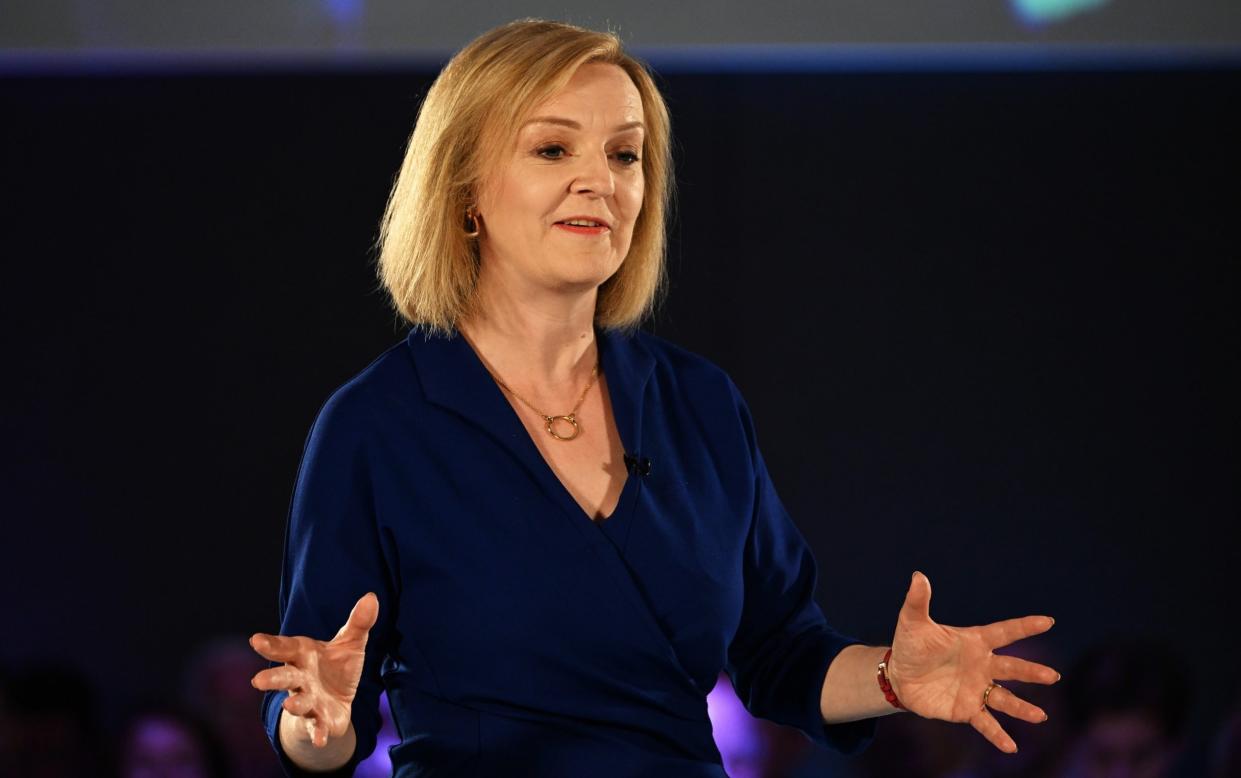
[535,145,640,165]
[536,144,567,159]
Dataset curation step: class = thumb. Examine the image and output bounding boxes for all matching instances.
[334,592,380,643]
[900,571,933,624]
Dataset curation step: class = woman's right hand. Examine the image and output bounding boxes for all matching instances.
[250,592,380,748]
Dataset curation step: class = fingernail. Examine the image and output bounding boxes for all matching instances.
[1056,672,1062,682]
[1048,617,1055,627]
[1042,712,1049,722]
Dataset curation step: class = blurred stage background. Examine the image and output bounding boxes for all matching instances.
[2,1,1239,776]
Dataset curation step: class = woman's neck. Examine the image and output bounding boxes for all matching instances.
[457,274,600,398]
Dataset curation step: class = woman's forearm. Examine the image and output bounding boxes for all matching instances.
[819,644,906,724]
[278,709,358,772]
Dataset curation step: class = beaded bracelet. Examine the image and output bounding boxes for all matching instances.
[877,648,905,710]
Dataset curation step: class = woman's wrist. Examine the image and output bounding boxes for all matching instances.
[876,647,906,710]
[820,644,907,724]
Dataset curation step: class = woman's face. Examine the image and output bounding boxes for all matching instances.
[474,62,646,299]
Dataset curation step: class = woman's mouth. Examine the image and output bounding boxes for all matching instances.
[554,218,610,235]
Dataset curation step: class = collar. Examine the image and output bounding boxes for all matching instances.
[405,324,656,460]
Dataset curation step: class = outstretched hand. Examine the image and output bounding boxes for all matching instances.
[249,592,379,748]
[887,572,1059,754]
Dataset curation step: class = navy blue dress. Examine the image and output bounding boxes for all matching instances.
[261,325,875,776]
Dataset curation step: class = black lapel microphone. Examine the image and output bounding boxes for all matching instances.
[623,453,652,476]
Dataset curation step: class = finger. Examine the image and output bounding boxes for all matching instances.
[311,718,329,748]
[900,571,933,623]
[334,592,380,643]
[992,654,1061,685]
[979,615,1054,650]
[970,709,1018,753]
[250,633,305,664]
[251,665,306,693]
[283,691,315,718]
[986,685,1048,725]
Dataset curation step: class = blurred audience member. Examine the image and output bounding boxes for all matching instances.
[0,666,14,775]
[4,663,104,778]
[117,706,228,778]
[708,671,814,778]
[181,636,282,778]
[851,712,974,778]
[1062,638,1191,778]
[1209,695,1241,778]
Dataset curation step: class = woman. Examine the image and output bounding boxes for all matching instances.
[249,19,1059,776]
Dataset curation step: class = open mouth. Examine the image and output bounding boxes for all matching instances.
[554,219,611,234]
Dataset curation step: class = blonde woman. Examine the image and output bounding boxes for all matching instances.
[249,19,1060,776]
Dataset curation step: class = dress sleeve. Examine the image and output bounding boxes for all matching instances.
[260,384,397,776]
[723,380,877,754]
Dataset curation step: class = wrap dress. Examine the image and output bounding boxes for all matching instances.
[261,325,876,776]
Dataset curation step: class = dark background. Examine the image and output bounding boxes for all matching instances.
[2,61,1238,770]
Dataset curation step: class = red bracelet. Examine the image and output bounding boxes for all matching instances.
[877,648,905,710]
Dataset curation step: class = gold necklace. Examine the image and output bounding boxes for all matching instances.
[489,362,600,441]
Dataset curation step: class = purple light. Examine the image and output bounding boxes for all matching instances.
[323,0,364,24]
[354,690,398,778]
[707,673,768,777]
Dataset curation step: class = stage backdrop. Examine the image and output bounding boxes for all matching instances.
[3,0,1239,55]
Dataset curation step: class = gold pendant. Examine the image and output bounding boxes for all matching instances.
[544,414,581,441]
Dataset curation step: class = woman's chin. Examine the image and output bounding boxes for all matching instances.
[547,260,622,292]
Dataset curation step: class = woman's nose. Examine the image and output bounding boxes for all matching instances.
[570,151,614,197]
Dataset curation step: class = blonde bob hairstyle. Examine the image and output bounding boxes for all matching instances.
[374,19,674,336]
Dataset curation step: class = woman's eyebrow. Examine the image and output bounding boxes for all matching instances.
[521,116,645,134]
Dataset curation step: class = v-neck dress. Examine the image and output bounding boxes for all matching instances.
[260,326,876,776]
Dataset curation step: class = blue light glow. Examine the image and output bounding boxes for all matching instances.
[1010,0,1110,27]
[323,0,364,24]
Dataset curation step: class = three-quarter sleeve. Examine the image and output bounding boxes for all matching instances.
[723,380,877,754]
[260,383,397,776]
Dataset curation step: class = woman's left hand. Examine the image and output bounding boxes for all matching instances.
[886,571,1060,753]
